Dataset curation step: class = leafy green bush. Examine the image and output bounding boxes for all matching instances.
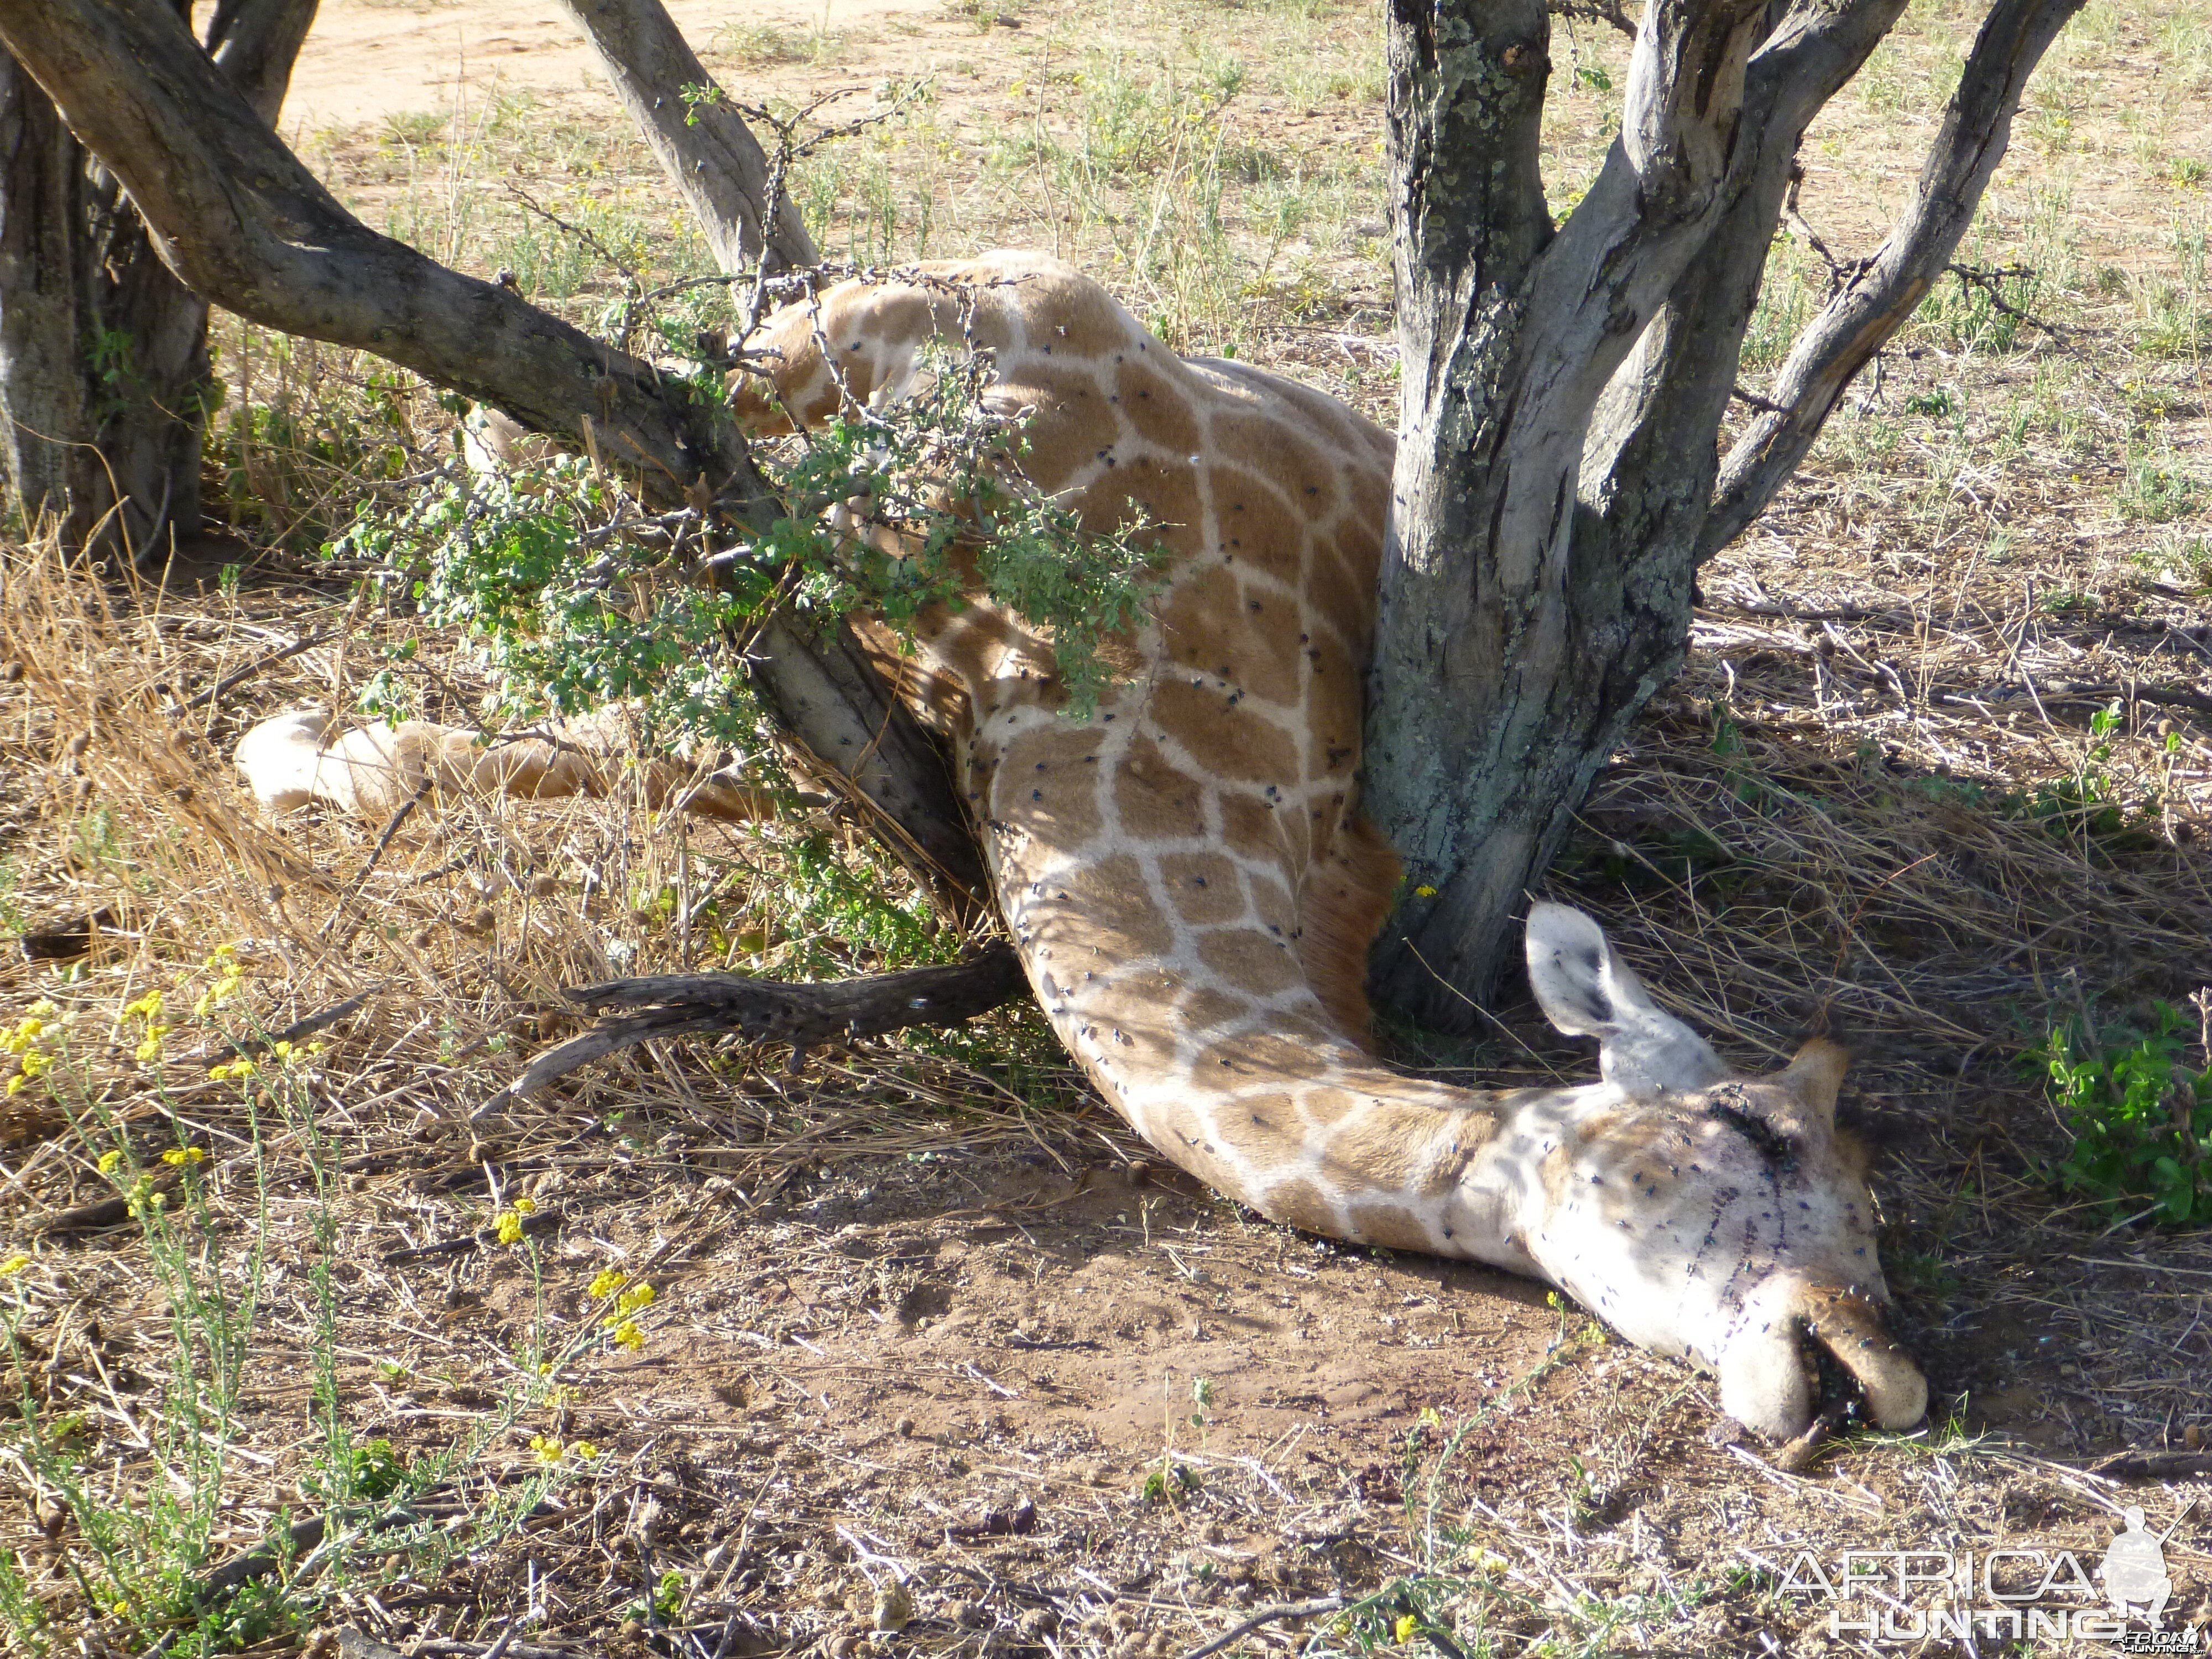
[2040,1001,2212,1225]
[329,336,1162,752]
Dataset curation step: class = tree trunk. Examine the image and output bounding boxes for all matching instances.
[1366,0,2081,1029]
[551,0,816,277]
[0,0,315,565]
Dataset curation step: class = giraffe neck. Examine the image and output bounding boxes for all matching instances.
[752,252,1562,1264]
[235,249,1929,1441]
[947,665,1601,1273]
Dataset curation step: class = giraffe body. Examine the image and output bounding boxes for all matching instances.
[238,252,1926,1438]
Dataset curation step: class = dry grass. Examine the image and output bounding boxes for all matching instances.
[6,0,2212,1653]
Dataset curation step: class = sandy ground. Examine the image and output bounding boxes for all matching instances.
[280,0,944,131]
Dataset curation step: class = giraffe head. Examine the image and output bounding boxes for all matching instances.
[1520,902,1926,1438]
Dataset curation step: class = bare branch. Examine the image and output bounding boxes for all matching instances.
[551,0,816,276]
[204,0,317,125]
[1699,0,2090,556]
[1572,0,1905,566]
[0,0,760,508]
[1943,259,2088,341]
[481,944,1027,1111]
[1546,0,1632,37]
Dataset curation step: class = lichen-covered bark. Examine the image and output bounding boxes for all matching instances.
[0,0,312,564]
[1369,0,1770,1025]
[1366,0,2079,1027]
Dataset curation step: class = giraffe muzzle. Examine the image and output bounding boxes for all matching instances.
[1718,1279,1927,1439]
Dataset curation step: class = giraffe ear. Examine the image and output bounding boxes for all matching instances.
[1777,1037,1850,1125]
[1524,902,1728,1095]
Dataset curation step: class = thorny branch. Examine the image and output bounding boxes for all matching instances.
[1545,0,1634,35]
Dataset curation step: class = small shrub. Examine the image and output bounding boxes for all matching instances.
[2117,442,2204,523]
[2039,1001,2212,1225]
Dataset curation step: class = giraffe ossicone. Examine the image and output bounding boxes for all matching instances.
[236,252,1925,1440]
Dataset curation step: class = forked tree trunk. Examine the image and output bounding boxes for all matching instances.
[0,0,316,565]
[1366,0,2084,1027]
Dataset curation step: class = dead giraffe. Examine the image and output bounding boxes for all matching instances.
[238,252,1926,1439]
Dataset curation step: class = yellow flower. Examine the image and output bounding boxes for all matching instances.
[161,1147,206,1166]
[1413,884,1437,898]
[271,1041,294,1061]
[1394,1614,1420,1645]
[134,1036,164,1065]
[615,1282,656,1315]
[306,1041,327,1056]
[589,1269,629,1300]
[4,1077,23,1097]
[203,943,237,968]
[529,1434,564,1466]
[0,1253,30,1276]
[510,1196,537,1215]
[25,1000,56,1019]
[122,991,162,1022]
[495,1212,525,1246]
[608,1320,645,1352]
[570,1439,601,1460]
[97,1150,122,1174]
[15,1019,43,1042]
[17,1051,50,1079]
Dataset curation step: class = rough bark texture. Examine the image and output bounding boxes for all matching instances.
[1366,0,2080,1026]
[0,0,985,911]
[0,0,314,565]
[489,944,1026,1108]
[552,0,817,276]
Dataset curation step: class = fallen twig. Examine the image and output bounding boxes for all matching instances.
[322,788,429,945]
[15,905,120,962]
[37,1170,176,1233]
[195,988,378,1062]
[477,943,1027,1118]
[174,629,337,713]
[2088,1448,2212,1480]
[381,1209,562,1265]
[1177,1597,1348,1659]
